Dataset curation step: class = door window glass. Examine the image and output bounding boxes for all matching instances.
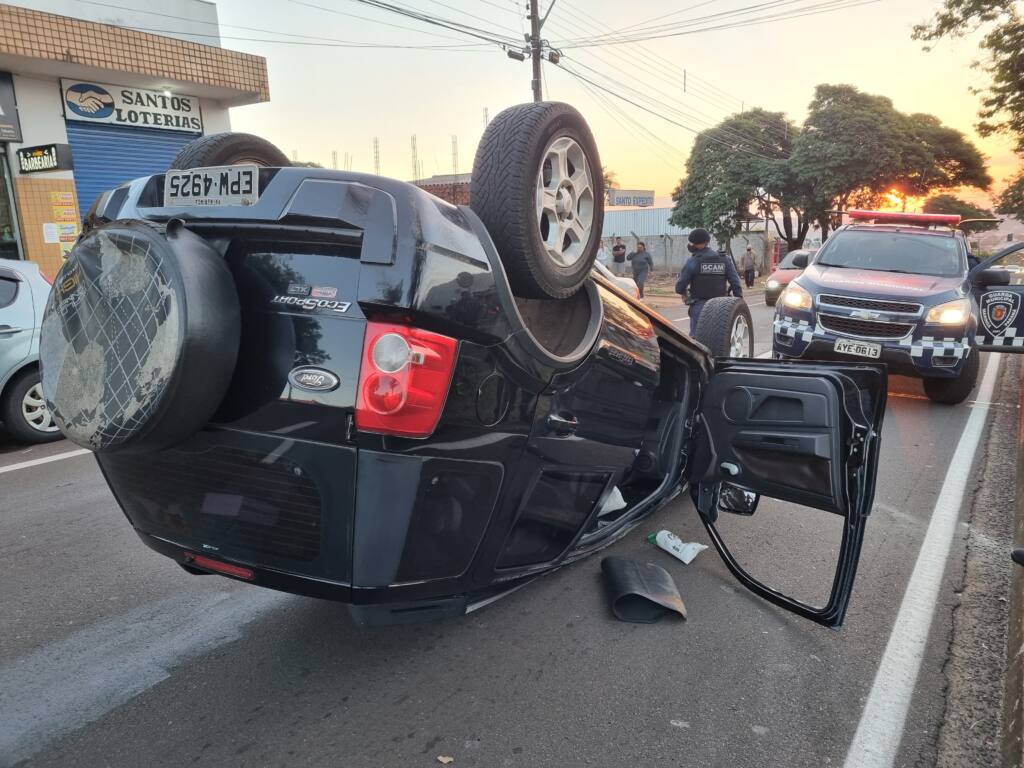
[0,276,16,307]
[0,151,21,260]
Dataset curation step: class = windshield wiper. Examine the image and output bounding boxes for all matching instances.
[817,262,850,269]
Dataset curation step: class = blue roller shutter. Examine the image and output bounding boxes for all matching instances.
[66,122,195,214]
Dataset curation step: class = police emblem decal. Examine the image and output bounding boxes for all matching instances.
[981,290,1021,336]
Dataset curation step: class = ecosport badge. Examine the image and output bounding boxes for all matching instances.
[271,295,351,314]
[288,367,341,392]
[980,290,1021,336]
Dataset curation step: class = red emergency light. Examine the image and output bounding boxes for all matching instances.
[847,210,961,227]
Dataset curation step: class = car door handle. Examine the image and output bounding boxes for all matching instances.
[0,325,25,336]
[547,412,579,435]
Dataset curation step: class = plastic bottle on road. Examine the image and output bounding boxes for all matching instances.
[647,530,707,565]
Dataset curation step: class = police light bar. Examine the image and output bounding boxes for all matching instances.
[847,210,961,226]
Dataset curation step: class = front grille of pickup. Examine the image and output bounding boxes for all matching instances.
[107,445,322,562]
[818,294,921,314]
[818,313,915,339]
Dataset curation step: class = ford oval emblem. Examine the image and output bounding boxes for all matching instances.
[288,367,340,392]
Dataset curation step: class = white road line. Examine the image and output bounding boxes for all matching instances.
[0,448,90,475]
[843,353,1003,768]
[0,589,287,767]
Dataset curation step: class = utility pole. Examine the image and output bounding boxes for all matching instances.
[483,107,489,126]
[529,0,542,102]
[331,150,338,170]
[411,135,418,183]
[373,137,380,176]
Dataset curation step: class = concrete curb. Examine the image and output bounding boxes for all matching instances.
[1004,355,1024,767]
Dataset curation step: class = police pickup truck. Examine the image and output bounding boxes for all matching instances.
[773,210,1024,404]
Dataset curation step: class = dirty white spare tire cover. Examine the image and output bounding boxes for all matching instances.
[40,220,240,452]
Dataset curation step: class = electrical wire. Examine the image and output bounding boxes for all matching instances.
[545,2,790,148]
[556,62,779,161]
[72,0,493,47]
[551,0,789,142]
[555,0,882,48]
[334,0,523,47]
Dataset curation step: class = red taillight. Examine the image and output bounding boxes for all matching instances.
[185,553,255,581]
[355,321,458,438]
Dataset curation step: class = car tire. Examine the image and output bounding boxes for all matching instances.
[692,297,754,357]
[40,219,240,453]
[1,369,63,444]
[470,102,604,300]
[168,132,290,169]
[922,349,979,405]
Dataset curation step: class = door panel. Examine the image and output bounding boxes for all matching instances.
[693,359,886,627]
[0,273,34,378]
[972,242,1024,350]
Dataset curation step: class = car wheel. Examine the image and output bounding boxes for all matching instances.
[2,369,63,443]
[168,132,290,169]
[40,220,240,453]
[470,102,604,300]
[693,297,754,358]
[922,350,979,405]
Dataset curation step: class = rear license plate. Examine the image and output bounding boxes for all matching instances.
[834,338,882,359]
[164,165,259,208]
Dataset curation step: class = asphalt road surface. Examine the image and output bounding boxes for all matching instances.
[1,298,1017,768]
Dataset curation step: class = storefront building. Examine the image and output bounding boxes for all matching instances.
[0,2,269,278]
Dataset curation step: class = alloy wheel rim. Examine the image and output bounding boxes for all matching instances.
[730,316,751,358]
[535,136,595,268]
[22,383,59,433]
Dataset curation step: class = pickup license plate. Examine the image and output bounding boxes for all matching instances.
[834,338,882,359]
[164,165,259,208]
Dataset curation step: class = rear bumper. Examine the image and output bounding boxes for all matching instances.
[772,314,972,379]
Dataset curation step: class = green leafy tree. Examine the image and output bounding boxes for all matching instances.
[603,167,618,190]
[914,2,1024,151]
[790,85,989,238]
[997,174,1024,218]
[670,109,802,250]
[923,193,1000,232]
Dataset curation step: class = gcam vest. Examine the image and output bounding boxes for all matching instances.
[690,251,728,299]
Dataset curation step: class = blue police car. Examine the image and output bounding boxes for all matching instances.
[773,210,1024,404]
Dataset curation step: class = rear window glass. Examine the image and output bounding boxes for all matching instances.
[778,251,809,269]
[816,230,964,277]
[0,277,17,308]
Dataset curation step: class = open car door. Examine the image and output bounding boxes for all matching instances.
[691,359,887,628]
[971,242,1024,350]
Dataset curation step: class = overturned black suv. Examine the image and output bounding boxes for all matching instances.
[41,103,886,627]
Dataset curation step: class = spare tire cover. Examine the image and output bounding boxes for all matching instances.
[40,220,240,453]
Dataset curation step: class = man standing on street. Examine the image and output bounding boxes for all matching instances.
[675,228,743,331]
[740,246,755,288]
[627,241,654,298]
[611,237,627,276]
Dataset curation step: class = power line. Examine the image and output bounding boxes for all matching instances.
[73,0,494,47]
[121,25,492,49]
[333,0,523,47]
[556,62,778,161]
[550,0,789,142]
[554,0,882,48]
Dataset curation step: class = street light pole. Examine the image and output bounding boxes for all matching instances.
[529,0,542,102]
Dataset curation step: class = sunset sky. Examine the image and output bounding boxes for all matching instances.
[205,0,1018,209]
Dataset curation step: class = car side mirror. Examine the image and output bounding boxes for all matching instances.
[717,483,759,515]
[974,268,1011,287]
[791,253,808,269]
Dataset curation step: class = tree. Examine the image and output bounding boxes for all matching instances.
[914,2,1024,152]
[603,167,618,190]
[924,193,999,232]
[997,174,1024,218]
[670,109,804,250]
[672,86,990,248]
[789,84,990,238]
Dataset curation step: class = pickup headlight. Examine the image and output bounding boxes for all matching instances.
[766,278,780,290]
[782,281,813,311]
[925,298,970,325]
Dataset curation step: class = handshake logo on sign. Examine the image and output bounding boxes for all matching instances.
[64,83,115,118]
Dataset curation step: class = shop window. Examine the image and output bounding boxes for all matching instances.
[0,151,21,260]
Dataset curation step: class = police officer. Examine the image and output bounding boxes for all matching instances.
[675,228,743,330]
